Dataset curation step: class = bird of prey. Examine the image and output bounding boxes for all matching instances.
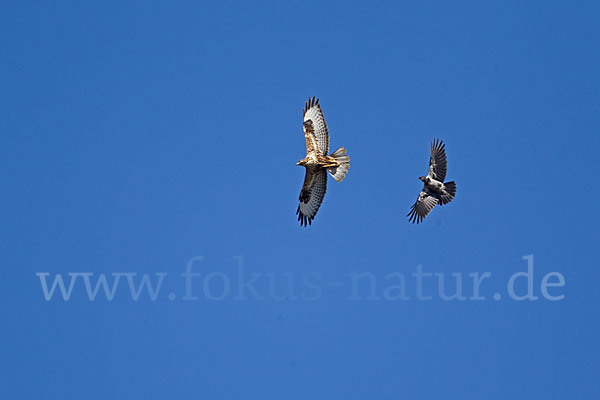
[296,97,350,226]
[408,139,457,224]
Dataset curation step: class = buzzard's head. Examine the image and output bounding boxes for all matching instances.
[297,159,307,167]
[418,176,428,183]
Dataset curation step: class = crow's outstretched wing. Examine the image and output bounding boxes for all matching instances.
[408,190,439,224]
[428,139,447,182]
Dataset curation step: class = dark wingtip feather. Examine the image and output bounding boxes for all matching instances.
[407,204,424,224]
[304,97,316,116]
[297,210,313,227]
[431,138,444,151]
[302,96,321,116]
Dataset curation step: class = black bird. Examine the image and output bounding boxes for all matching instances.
[408,139,457,224]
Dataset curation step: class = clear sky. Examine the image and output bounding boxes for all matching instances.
[1,1,599,399]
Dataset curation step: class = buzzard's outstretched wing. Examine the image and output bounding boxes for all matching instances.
[297,168,327,227]
[303,97,329,155]
[428,139,447,182]
[407,190,439,224]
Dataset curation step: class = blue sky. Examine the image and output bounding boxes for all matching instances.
[1,1,599,399]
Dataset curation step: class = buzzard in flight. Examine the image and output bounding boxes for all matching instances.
[296,97,350,226]
[408,139,457,224]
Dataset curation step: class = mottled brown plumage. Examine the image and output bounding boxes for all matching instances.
[297,97,350,226]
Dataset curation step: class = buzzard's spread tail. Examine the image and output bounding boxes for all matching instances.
[440,181,456,205]
[328,147,350,182]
